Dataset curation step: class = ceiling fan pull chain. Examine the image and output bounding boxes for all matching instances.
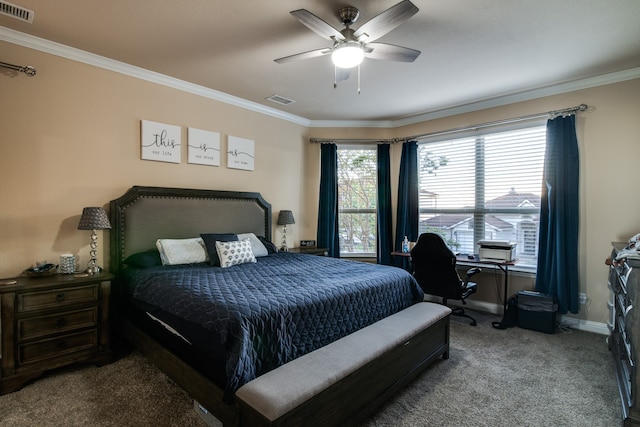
[334,66,338,89]
[357,64,361,95]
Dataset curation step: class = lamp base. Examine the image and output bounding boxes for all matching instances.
[280,246,289,252]
[86,265,102,275]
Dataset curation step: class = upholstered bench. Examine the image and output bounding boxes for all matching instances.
[235,302,451,427]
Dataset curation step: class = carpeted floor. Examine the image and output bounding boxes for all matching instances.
[0,310,621,426]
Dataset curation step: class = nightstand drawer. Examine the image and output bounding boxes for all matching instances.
[18,329,98,365]
[18,307,99,341]
[17,284,99,312]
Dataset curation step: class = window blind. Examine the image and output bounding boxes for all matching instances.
[418,125,546,269]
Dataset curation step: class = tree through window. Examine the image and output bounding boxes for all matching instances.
[337,147,377,256]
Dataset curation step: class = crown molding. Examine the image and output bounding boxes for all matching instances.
[3,26,639,130]
[0,26,312,127]
[311,66,640,128]
[388,67,640,128]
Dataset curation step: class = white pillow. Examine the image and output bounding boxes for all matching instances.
[156,237,209,265]
[237,232,269,257]
[215,239,256,268]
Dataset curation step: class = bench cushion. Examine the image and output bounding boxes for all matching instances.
[235,302,451,421]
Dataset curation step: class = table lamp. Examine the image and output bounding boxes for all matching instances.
[277,210,295,251]
[77,207,111,274]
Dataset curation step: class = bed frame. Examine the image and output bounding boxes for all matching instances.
[109,185,449,427]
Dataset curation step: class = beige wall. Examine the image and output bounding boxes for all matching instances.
[3,39,640,327]
[0,41,309,278]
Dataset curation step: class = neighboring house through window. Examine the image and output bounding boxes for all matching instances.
[417,125,546,270]
[337,147,377,257]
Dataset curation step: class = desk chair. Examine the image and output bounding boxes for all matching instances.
[411,233,481,326]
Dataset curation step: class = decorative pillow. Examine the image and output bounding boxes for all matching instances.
[215,239,256,268]
[155,237,209,265]
[237,232,269,257]
[200,233,239,266]
[123,250,162,268]
[257,236,278,254]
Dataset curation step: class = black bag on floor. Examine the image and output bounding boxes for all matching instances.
[492,294,518,329]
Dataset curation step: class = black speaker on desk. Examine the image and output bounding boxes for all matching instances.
[517,291,558,334]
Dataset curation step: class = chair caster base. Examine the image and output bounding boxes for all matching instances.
[451,306,477,326]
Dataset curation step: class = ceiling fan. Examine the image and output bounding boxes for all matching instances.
[274,0,421,92]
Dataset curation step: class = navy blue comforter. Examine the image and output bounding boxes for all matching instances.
[128,252,423,394]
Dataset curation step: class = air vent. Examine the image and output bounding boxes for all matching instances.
[0,1,34,23]
[266,95,295,106]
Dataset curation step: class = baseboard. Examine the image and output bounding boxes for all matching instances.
[558,316,609,335]
[424,296,609,335]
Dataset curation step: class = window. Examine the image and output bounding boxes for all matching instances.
[418,125,546,270]
[337,147,377,256]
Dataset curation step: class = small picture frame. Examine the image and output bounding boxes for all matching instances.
[227,135,255,171]
[141,120,181,163]
[300,240,316,247]
[188,127,220,166]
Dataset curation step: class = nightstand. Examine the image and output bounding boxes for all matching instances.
[0,271,113,395]
[287,247,329,256]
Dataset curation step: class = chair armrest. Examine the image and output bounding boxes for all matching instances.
[466,267,481,276]
[464,267,482,284]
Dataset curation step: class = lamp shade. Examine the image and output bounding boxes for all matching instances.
[332,42,364,69]
[277,210,295,226]
[78,207,112,230]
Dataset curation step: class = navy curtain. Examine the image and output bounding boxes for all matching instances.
[317,143,340,258]
[535,116,580,314]
[377,144,393,265]
[394,141,419,269]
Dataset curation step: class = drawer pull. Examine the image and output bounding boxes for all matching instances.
[56,341,67,351]
[56,293,66,303]
[56,317,66,328]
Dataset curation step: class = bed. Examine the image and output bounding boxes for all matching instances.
[109,185,449,426]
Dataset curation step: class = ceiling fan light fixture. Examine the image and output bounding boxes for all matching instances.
[332,42,364,69]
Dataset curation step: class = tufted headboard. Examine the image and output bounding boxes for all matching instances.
[109,186,271,274]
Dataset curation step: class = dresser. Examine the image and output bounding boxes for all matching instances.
[0,271,113,395]
[608,243,640,426]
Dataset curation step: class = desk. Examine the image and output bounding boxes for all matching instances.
[391,251,517,314]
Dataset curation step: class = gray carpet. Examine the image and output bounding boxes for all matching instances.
[0,311,621,426]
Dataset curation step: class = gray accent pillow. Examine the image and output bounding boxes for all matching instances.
[237,232,269,257]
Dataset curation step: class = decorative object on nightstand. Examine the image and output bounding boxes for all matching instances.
[77,207,111,275]
[277,210,295,251]
[59,253,77,274]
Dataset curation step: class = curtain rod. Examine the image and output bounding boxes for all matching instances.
[310,103,588,144]
[0,61,37,76]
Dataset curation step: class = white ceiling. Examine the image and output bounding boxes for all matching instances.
[2,0,640,124]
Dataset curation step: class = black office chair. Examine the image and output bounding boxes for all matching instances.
[410,233,481,326]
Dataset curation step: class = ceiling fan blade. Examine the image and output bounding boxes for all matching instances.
[291,9,345,41]
[364,42,421,62]
[353,0,419,43]
[274,48,332,64]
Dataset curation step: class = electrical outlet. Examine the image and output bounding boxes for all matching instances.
[579,293,587,304]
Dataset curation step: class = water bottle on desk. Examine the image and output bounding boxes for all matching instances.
[402,236,410,253]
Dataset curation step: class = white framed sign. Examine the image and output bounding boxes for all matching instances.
[188,127,220,166]
[227,135,255,171]
[141,120,181,163]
